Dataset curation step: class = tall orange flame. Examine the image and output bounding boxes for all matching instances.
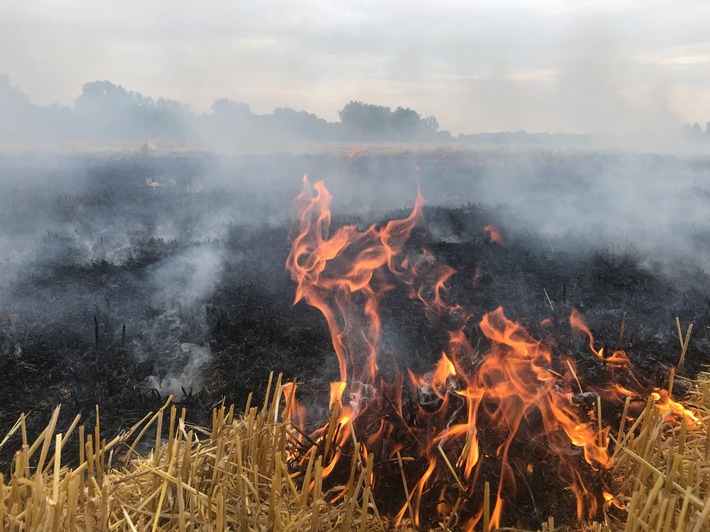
[287,176,424,394]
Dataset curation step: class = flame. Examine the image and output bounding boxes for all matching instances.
[409,352,457,403]
[603,490,625,510]
[329,381,347,408]
[396,458,437,527]
[433,352,456,382]
[472,264,482,287]
[651,389,701,425]
[286,176,423,388]
[483,224,503,244]
[569,308,604,359]
[569,310,698,426]
[285,179,701,528]
[570,308,632,368]
[281,382,306,433]
[451,307,611,525]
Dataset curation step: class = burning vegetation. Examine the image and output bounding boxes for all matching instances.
[1,153,710,531]
[281,177,703,530]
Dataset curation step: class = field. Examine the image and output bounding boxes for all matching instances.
[1,147,709,528]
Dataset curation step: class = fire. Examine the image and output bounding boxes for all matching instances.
[287,175,424,391]
[650,390,701,425]
[569,309,699,425]
[408,352,456,403]
[452,307,611,526]
[483,224,503,244]
[472,264,482,287]
[281,382,306,431]
[570,308,631,368]
[285,177,700,528]
[603,490,625,510]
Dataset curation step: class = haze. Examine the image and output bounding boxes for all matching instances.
[2,0,709,135]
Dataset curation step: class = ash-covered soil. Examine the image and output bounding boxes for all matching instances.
[1,149,709,526]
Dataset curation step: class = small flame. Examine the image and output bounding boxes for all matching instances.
[472,264,482,287]
[281,382,306,432]
[483,224,503,244]
[570,309,631,368]
[651,389,701,425]
[603,491,625,510]
[409,352,457,404]
[396,457,437,527]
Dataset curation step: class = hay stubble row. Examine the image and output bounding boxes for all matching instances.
[1,372,709,531]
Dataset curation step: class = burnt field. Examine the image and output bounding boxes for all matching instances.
[1,148,710,475]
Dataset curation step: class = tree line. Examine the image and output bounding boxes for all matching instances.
[0,76,449,143]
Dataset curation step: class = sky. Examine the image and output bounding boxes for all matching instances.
[1,0,709,135]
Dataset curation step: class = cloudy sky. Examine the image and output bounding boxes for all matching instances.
[1,0,709,134]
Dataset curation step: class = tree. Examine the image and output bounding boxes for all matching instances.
[338,100,441,140]
[75,81,191,139]
[339,101,390,139]
[270,107,331,139]
[211,99,252,119]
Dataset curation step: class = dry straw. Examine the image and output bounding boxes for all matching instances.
[675,317,694,371]
[1,372,709,531]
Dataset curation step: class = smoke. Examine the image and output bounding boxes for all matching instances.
[150,245,226,306]
[0,143,708,413]
[461,150,710,278]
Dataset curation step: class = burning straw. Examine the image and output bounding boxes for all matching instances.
[281,177,709,529]
[0,373,387,531]
[608,375,710,532]
[0,372,708,531]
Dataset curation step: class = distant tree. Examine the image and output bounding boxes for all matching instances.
[75,80,191,139]
[339,101,391,139]
[422,116,439,133]
[0,75,450,144]
[205,99,255,141]
[76,81,130,108]
[680,122,706,141]
[211,99,252,119]
[391,107,421,138]
[338,100,441,140]
[146,98,192,139]
[270,107,331,139]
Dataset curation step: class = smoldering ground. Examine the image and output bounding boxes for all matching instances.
[1,147,709,469]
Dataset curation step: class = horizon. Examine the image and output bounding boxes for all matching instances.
[0,73,605,137]
[2,1,710,136]
[2,74,708,147]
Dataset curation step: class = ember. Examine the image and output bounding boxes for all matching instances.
[285,176,700,529]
